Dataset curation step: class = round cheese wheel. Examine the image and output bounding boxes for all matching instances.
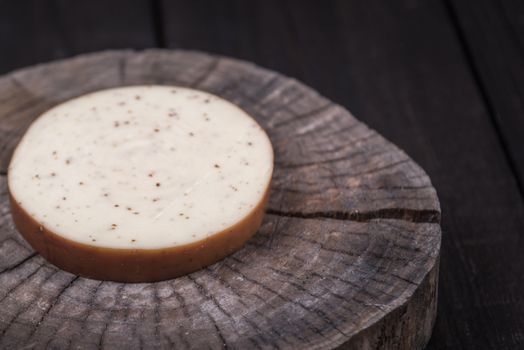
[8,86,273,282]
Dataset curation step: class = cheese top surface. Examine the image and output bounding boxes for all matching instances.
[8,86,273,249]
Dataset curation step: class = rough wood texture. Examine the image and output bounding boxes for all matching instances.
[0,50,441,349]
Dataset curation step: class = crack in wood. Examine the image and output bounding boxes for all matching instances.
[97,311,110,349]
[207,312,229,350]
[0,265,44,305]
[152,285,161,342]
[67,281,104,350]
[250,74,282,107]
[190,57,221,88]
[271,102,335,129]
[0,238,32,254]
[25,275,79,344]
[167,287,192,349]
[0,252,37,274]
[94,283,124,350]
[266,207,440,224]
[8,76,30,96]
[264,90,308,120]
[0,268,59,343]
[118,56,127,85]
[187,275,235,321]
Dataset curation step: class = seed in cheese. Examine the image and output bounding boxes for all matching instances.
[8,85,273,282]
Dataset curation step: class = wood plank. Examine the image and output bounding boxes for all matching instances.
[0,0,155,75]
[159,0,524,348]
[447,0,524,192]
[160,0,305,80]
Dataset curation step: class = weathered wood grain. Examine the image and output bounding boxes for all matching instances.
[447,0,524,191]
[0,50,440,349]
[0,0,155,75]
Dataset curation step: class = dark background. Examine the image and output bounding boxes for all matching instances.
[1,0,523,349]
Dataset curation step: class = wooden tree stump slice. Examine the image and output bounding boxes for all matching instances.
[0,50,441,350]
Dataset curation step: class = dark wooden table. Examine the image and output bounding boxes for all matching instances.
[0,0,522,349]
